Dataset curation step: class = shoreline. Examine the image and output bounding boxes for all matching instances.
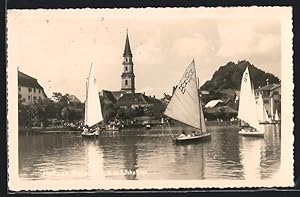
[19,121,240,135]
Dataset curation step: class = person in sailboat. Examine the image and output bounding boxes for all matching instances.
[178,131,186,138]
[83,125,89,134]
[191,131,196,137]
[93,125,100,135]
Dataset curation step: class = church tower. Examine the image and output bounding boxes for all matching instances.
[121,31,135,94]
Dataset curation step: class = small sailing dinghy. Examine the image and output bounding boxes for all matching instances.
[164,60,211,143]
[82,64,103,138]
[256,93,272,124]
[274,109,280,124]
[238,67,264,137]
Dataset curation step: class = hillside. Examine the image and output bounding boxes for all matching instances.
[200,60,280,92]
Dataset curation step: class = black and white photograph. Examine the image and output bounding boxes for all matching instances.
[7,7,293,190]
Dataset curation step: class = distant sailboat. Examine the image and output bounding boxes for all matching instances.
[256,93,271,124]
[164,60,211,143]
[238,67,264,137]
[82,64,103,137]
[274,109,280,123]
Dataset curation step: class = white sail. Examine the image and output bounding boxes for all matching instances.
[256,93,264,122]
[164,60,201,130]
[256,93,270,123]
[274,109,280,121]
[238,67,260,131]
[85,65,103,127]
[270,96,274,120]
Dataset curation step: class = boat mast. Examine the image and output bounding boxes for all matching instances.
[84,79,88,125]
[194,60,205,133]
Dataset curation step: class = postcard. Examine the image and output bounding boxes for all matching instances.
[7,7,294,191]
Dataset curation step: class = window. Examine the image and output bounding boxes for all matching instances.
[28,88,32,92]
[28,96,30,100]
[39,89,41,93]
[18,87,21,91]
[39,96,41,100]
[264,100,269,104]
[33,88,36,93]
[18,94,22,99]
[125,66,128,71]
[33,96,36,100]
[125,80,128,86]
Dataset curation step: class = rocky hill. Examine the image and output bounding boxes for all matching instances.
[200,60,280,92]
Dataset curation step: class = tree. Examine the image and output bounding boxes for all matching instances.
[18,101,31,128]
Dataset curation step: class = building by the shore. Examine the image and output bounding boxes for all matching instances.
[255,82,281,118]
[18,70,47,105]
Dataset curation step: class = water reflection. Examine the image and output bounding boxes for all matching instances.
[83,139,105,180]
[172,143,205,179]
[205,126,243,179]
[19,134,87,180]
[239,125,281,180]
[240,136,264,180]
[19,124,281,180]
[259,125,281,179]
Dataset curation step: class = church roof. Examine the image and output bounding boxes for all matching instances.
[123,32,132,57]
[117,93,148,106]
[101,90,118,103]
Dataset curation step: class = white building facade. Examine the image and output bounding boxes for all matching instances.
[18,71,47,105]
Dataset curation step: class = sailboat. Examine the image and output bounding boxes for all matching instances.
[164,60,211,143]
[81,64,103,138]
[274,109,280,123]
[256,93,272,124]
[238,67,264,137]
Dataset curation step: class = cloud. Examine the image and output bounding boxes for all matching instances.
[217,20,280,59]
[173,33,211,58]
[9,10,282,100]
[216,19,281,77]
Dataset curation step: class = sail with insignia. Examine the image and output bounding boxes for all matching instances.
[164,60,205,132]
[238,67,260,131]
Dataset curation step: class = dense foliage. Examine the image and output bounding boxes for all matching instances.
[18,92,84,128]
[200,60,280,92]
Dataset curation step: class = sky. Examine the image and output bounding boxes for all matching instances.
[8,8,283,101]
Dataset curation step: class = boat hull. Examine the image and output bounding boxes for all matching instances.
[174,133,211,144]
[238,130,264,137]
[81,130,100,138]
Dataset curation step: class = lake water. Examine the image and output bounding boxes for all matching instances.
[19,124,281,180]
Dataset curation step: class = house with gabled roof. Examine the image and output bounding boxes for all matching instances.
[18,70,47,105]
